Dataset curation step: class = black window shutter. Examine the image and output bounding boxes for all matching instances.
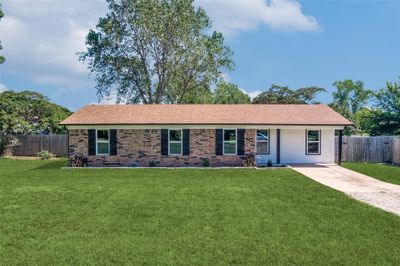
[110,129,117,155]
[237,129,245,155]
[88,129,96,156]
[182,129,190,155]
[215,129,223,155]
[161,129,169,156]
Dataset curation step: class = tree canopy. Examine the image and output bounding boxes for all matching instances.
[329,80,372,134]
[0,91,72,135]
[252,85,325,104]
[0,4,5,64]
[213,82,251,104]
[368,79,400,135]
[329,80,371,120]
[80,0,233,104]
[328,78,400,136]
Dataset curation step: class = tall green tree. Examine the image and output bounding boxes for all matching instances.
[330,80,371,119]
[370,79,400,135]
[80,0,233,104]
[329,80,372,134]
[0,91,71,135]
[178,85,213,104]
[213,82,251,104]
[252,85,325,104]
[0,4,5,64]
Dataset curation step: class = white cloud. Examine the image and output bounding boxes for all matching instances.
[240,88,262,99]
[1,0,107,90]
[246,90,263,99]
[0,83,9,92]
[220,73,231,82]
[197,0,319,36]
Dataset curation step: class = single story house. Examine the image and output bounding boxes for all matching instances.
[60,104,352,167]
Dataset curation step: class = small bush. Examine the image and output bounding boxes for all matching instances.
[37,150,54,160]
[244,153,256,167]
[149,160,156,167]
[0,135,20,156]
[267,159,273,167]
[70,154,88,167]
[202,158,209,167]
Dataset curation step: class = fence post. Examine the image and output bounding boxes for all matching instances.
[338,130,343,165]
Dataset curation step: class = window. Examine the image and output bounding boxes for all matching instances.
[256,129,270,155]
[169,129,182,155]
[306,130,321,155]
[223,129,237,155]
[96,130,109,155]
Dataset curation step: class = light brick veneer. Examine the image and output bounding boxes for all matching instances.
[68,128,256,167]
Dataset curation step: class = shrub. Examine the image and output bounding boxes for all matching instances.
[36,150,54,160]
[149,160,156,167]
[267,159,273,167]
[70,154,88,167]
[244,153,256,167]
[0,135,20,156]
[202,158,209,167]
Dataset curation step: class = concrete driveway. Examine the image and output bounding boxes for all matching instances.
[289,164,400,216]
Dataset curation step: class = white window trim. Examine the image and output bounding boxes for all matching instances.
[223,129,237,155]
[96,129,110,156]
[306,129,321,155]
[168,129,183,156]
[255,129,270,155]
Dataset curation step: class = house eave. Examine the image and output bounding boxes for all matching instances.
[64,124,351,130]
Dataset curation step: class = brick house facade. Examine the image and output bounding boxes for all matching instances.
[69,128,256,167]
[62,104,352,167]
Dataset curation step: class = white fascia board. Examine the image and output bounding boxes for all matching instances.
[65,125,346,130]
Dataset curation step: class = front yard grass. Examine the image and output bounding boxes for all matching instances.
[343,162,400,185]
[1,159,400,265]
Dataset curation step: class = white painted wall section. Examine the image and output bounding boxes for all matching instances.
[280,129,335,164]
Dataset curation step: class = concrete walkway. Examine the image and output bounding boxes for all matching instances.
[289,164,400,216]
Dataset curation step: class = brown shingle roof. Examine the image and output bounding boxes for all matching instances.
[60,104,352,126]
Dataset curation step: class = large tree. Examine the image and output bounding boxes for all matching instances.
[369,79,400,135]
[0,91,71,135]
[80,0,233,104]
[329,80,372,134]
[330,80,371,120]
[0,4,5,64]
[252,85,325,104]
[213,82,251,104]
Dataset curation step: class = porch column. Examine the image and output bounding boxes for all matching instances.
[338,129,343,165]
[277,129,281,164]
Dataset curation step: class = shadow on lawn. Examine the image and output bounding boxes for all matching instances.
[32,159,68,170]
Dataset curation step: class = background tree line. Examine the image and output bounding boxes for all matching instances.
[0,90,72,155]
[2,77,398,138]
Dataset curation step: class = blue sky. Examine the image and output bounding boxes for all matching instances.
[0,0,399,110]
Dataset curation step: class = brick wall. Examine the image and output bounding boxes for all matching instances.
[68,128,256,167]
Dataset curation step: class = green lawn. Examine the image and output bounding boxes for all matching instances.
[1,159,400,265]
[343,162,400,185]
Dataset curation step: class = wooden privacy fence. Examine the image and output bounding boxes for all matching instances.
[335,136,400,164]
[13,135,68,157]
